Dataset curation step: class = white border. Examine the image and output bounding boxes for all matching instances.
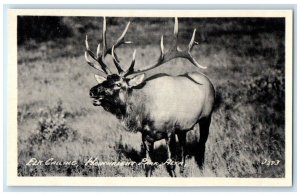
[7,9,293,187]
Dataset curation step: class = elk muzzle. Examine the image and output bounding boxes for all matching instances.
[90,85,105,106]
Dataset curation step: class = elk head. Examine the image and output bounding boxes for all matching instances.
[85,17,205,116]
[89,72,145,117]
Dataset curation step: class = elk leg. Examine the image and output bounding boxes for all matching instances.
[165,133,177,177]
[195,117,211,170]
[177,132,187,173]
[142,134,154,177]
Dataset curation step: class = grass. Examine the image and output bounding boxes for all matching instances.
[17,17,285,177]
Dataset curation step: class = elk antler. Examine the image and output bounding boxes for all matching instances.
[111,45,136,76]
[123,17,206,76]
[85,17,132,75]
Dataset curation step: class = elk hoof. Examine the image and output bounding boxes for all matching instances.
[145,165,153,177]
[165,159,176,177]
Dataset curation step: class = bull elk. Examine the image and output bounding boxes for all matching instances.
[85,17,215,177]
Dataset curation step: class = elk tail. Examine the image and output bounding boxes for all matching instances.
[213,89,222,111]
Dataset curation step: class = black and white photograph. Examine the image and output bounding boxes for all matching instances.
[7,9,293,186]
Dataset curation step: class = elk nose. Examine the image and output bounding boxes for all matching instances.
[89,91,95,97]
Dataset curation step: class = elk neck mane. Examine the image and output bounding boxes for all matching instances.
[120,88,150,133]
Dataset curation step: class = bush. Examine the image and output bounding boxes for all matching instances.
[242,68,285,112]
[29,101,78,145]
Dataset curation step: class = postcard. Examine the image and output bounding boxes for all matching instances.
[7,9,293,186]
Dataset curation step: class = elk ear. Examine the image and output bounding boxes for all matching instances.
[94,75,106,84]
[128,73,145,88]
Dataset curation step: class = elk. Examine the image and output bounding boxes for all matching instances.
[85,17,215,177]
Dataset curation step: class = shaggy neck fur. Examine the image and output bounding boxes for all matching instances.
[119,89,150,133]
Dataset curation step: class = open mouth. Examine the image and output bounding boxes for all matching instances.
[91,96,103,106]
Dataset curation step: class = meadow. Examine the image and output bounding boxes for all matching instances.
[17,16,285,177]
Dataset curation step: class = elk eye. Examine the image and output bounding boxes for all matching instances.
[116,83,121,87]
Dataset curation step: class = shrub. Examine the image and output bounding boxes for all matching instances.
[28,101,78,145]
[242,68,285,112]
